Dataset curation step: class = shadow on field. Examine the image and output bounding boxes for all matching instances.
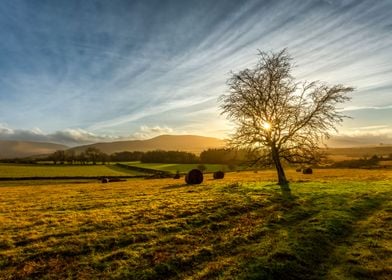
[136,192,389,280]
[3,180,390,280]
[238,193,388,280]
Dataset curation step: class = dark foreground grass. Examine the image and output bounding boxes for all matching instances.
[0,169,391,279]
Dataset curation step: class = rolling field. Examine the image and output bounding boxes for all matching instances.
[124,162,238,173]
[0,169,391,279]
[0,164,145,178]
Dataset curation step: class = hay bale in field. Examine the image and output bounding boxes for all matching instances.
[213,171,225,179]
[296,168,302,172]
[185,169,203,184]
[101,177,109,183]
[302,168,313,174]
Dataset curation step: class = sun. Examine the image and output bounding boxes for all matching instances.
[262,121,271,130]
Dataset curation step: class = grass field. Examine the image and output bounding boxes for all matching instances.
[0,169,391,279]
[0,164,145,178]
[124,162,239,173]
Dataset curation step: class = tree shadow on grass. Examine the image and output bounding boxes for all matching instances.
[107,188,388,279]
[237,193,387,280]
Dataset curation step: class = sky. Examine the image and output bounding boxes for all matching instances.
[0,0,391,146]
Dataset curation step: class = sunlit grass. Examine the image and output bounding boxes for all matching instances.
[0,163,144,178]
[124,162,231,173]
[0,169,391,279]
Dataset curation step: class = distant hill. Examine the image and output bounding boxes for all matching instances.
[0,140,68,159]
[325,146,392,160]
[3,135,390,161]
[70,135,226,155]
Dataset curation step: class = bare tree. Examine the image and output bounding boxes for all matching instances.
[65,150,76,165]
[85,147,101,165]
[77,152,87,165]
[51,150,66,165]
[220,50,353,193]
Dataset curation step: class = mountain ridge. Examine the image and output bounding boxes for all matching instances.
[69,135,226,155]
[1,135,392,160]
[0,140,68,159]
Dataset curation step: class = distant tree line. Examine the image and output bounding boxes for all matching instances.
[330,155,382,168]
[49,147,110,165]
[111,151,144,162]
[0,158,37,164]
[140,150,198,163]
[199,148,249,164]
[40,148,247,165]
[5,148,389,167]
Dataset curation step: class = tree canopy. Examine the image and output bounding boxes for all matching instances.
[220,49,353,191]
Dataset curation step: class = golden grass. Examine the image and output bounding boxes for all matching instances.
[0,169,391,279]
[125,162,229,173]
[0,163,142,178]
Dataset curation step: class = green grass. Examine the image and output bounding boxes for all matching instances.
[0,163,145,178]
[124,162,235,173]
[0,169,391,279]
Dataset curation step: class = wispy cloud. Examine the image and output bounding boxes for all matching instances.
[329,132,392,147]
[0,123,183,146]
[342,105,392,112]
[132,125,174,139]
[328,123,392,147]
[0,0,391,143]
[0,124,120,146]
[349,125,390,131]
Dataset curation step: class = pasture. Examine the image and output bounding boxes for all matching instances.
[0,169,391,279]
[124,162,238,173]
[0,163,145,178]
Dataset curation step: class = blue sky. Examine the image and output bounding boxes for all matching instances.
[0,0,391,146]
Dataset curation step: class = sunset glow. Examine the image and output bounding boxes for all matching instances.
[0,0,391,146]
[262,121,271,131]
[0,2,392,278]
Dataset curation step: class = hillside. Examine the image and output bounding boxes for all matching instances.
[325,146,392,160]
[70,134,392,159]
[0,141,68,159]
[2,135,391,160]
[70,135,226,155]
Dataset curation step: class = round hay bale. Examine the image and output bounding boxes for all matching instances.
[185,169,203,185]
[302,168,313,174]
[101,177,109,183]
[213,171,225,179]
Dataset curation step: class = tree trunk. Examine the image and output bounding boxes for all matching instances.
[271,146,290,193]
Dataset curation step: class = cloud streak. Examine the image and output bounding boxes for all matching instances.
[0,124,119,146]
[0,0,391,144]
[0,123,182,146]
